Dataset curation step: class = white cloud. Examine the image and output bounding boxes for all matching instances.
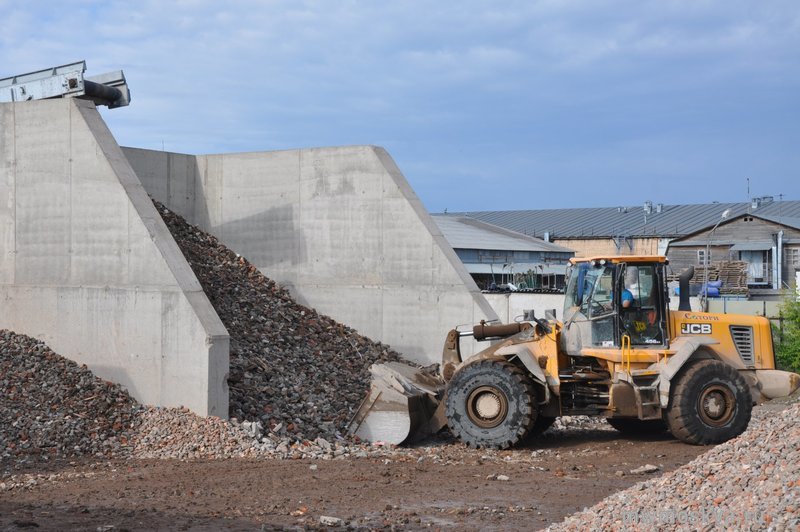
[2,0,798,209]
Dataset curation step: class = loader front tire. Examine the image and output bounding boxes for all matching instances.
[665,359,752,445]
[445,359,536,449]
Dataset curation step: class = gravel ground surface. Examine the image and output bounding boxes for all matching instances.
[550,396,800,531]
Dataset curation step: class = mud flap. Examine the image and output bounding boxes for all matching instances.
[348,362,446,445]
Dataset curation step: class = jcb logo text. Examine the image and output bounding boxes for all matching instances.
[681,323,712,335]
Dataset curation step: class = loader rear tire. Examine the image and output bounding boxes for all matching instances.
[665,359,752,445]
[445,359,536,449]
[606,418,667,435]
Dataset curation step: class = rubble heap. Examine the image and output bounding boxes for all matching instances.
[0,331,140,464]
[156,202,402,442]
[550,401,800,531]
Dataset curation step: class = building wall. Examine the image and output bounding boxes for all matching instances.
[552,237,663,258]
[667,245,734,272]
[667,217,800,287]
[455,248,571,264]
[0,100,229,416]
[673,216,800,246]
[483,293,565,323]
[124,145,497,365]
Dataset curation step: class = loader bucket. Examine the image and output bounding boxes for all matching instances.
[348,362,446,445]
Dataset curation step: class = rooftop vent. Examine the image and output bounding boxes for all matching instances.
[644,201,653,215]
[751,195,775,210]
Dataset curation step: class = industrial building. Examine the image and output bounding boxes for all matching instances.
[431,215,574,290]
[667,212,800,293]
[457,199,800,266]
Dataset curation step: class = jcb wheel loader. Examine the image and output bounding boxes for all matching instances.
[349,256,800,449]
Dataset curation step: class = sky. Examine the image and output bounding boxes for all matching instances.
[1,1,798,213]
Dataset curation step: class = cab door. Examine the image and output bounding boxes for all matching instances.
[617,263,668,347]
[562,262,620,356]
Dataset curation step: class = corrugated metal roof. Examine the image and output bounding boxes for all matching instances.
[730,242,773,251]
[446,200,800,239]
[431,215,573,253]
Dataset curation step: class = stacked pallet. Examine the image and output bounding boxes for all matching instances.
[716,260,749,294]
[669,261,749,296]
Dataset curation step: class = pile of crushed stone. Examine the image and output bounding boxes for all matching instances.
[549,399,800,531]
[1,202,413,467]
[0,331,386,467]
[0,330,140,465]
[155,201,403,442]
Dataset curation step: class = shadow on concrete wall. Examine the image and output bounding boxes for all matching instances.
[214,204,309,268]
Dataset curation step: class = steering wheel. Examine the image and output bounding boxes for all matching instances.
[589,300,609,316]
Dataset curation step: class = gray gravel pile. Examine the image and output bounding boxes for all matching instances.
[129,407,373,460]
[550,401,800,531]
[0,330,140,465]
[131,407,260,460]
[0,330,374,463]
[155,202,402,443]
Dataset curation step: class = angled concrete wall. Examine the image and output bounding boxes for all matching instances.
[0,99,229,417]
[124,145,497,364]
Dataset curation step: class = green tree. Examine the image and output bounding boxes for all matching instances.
[775,294,800,372]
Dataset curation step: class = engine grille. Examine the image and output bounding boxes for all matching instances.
[730,325,755,365]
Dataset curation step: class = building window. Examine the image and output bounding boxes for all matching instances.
[787,248,800,269]
[697,249,710,265]
[478,250,510,263]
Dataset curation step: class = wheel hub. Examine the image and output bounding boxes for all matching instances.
[475,393,501,418]
[466,385,509,429]
[698,384,735,427]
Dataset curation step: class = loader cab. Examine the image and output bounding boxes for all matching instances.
[562,257,668,356]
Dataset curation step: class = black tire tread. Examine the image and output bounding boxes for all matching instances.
[445,359,536,449]
[666,359,752,445]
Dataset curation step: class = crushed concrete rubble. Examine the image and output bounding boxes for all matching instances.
[1,202,410,467]
[0,330,141,465]
[155,201,402,443]
[549,401,800,531]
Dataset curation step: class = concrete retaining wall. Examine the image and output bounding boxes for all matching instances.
[0,99,229,417]
[124,145,497,364]
[483,293,565,323]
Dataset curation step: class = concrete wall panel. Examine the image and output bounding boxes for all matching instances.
[126,144,497,365]
[123,148,199,223]
[13,102,71,285]
[0,105,15,284]
[0,99,229,417]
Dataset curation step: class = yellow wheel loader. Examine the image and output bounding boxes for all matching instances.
[349,256,800,449]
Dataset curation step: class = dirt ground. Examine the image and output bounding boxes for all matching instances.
[0,426,710,531]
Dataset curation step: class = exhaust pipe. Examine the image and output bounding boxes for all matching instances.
[678,266,694,311]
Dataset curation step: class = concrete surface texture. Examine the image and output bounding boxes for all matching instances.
[0,99,229,417]
[483,292,565,324]
[124,145,497,364]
